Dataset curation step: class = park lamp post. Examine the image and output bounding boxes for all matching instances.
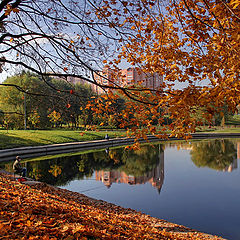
[24,90,28,130]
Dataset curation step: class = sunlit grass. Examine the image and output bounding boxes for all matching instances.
[1,126,240,150]
[197,126,240,133]
[226,115,240,125]
[0,129,126,150]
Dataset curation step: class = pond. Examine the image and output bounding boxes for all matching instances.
[2,138,240,240]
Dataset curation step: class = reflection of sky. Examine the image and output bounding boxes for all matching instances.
[60,145,240,240]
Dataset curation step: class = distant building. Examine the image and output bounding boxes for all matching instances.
[50,74,91,87]
[67,76,86,85]
[51,67,163,94]
[92,68,117,94]
[121,67,163,89]
[93,67,163,94]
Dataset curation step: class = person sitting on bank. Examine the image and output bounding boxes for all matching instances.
[13,156,27,177]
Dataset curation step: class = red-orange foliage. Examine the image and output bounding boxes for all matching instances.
[0,173,223,239]
[0,0,239,140]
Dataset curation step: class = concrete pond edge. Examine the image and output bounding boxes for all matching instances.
[1,132,240,162]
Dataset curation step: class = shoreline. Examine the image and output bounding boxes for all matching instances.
[1,132,240,162]
[0,170,225,239]
[0,134,237,239]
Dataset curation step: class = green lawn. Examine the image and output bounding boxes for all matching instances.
[197,125,240,133]
[226,115,240,125]
[207,127,240,133]
[0,130,126,150]
[1,126,240,150]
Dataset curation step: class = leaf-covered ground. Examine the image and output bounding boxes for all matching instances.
[0,172,223,240]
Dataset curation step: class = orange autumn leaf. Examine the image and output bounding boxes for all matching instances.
[2,0,240,144]
[12,8,20,13]
[0,173,223,240]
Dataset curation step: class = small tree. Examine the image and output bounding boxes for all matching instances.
[28,110,40,129]
[3,114,11,132]
[48,110,62,128]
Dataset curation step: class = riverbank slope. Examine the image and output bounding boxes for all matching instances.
[0,171,224,239]
[1,128,240,150]
[2,132,240,162]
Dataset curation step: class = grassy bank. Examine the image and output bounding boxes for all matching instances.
[0,130,126,150]
[1,127,240,150]
[197,126,240,133]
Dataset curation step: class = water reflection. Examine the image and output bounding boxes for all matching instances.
[1,145,164,191]
[1,139,239,188]
[2,139,240,240]
[163,139,238,172]
[96,146,164,193]
[190,139,238,171]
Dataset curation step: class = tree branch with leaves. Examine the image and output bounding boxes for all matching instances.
[0,0,239,141]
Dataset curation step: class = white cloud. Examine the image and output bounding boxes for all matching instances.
[0,70,8,83]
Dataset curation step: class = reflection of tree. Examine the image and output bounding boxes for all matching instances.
[48,165,62,178]
[92,149,122,170]
[24,154,94,185]
[28,162,42,181]
[190,139,237,171]
[95,145,164,193]
[23,150,123,186]
[3,144,163,186]
[120,145,163,177]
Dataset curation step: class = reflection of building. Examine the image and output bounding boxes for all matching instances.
[223,141,240,172]
[95,149,164,193]
[222,141,240,172]
[222,158,238,172]
[237,142,240,160]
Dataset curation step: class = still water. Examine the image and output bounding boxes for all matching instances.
[2,139,240,239]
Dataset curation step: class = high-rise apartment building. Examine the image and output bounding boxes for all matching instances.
[52,67,163,94]
[93,67,163,94]
[51,74,87,86]
[121,67,163,89]
[67,76,86,85]
[92,68,118,94]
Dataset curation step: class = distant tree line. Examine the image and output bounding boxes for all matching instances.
[0,72,95,129]
[0,72,234,130]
